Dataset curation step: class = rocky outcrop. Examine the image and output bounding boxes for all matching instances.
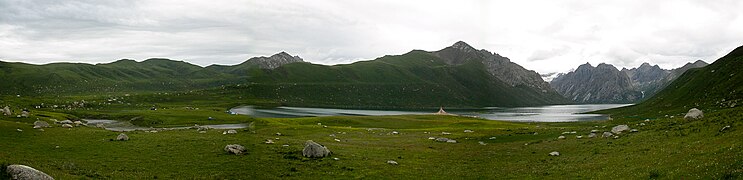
[551,61,708,104]
[433,41,558,95]
[242,52,304,69]
[550,63,641,103]
[33,121,50,129]
[6,164,54,180]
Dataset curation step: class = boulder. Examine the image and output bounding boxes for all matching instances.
[33,121,50,129]
[434,137,450,142]
[20,111,29,118]
[224,144,246,155]
[602,132,614,138]
[588,133,597,138]
[59,120,73,124]
[116,133,129,141]
[684,108,704,120]
[2,106,11,116]
[549,151,560,156]
[302,140,331,158]
[73,121,82,126]
[5,164,54,180]
[611,125,630,134]
[226,130,238,134]
[61,124,73,128]
[557,136,566,140]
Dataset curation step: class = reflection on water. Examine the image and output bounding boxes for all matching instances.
[230,104,632,122]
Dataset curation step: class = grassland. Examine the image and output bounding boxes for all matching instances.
[1,93,741,179]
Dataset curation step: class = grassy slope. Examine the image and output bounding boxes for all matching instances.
[1,103,741,179]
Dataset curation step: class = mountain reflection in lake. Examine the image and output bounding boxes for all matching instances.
[229,104,632,122]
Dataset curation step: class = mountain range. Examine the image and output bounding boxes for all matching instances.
[549,60,708,104]
[0,41,569,108]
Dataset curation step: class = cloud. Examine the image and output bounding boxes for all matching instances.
[0,0,741,73]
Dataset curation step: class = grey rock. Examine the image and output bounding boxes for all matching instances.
[116,133,129,141]
[557,136,566,139]
[58,120,73,124]
[226,129,237,134]
[6,164,54,180]
[611,125,630,134]
[61,124,73,128]
[435,137,450,142]
[302,140,331,158]
[2,106,11,116]
[588,133,597,138]
[602,132,614,138]
[446,139,457,143]
[549,151,560,156]
[387,160,399,165]
[684,108,704,120]
[33,121,50,129]
[630,129,639,132]
[224,144,246,155]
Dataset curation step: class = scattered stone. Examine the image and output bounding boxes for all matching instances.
[602,132,614,138]
[720,125,731,132]
[464,129,474,133]
[611,125,630,134]
[317,123,322,126]
[613,136,620,139]
[428,137,436,140]
[533,132,539,135]
[684,108,704,120]
[5,164,54,180]
[489,137,497,140]
[387,160,398,165]
[116,133,129,141]
[59,120,73,124]
[282,144,289,147]
[224,144,246,155]
[323,125,328,128]
[441,132,451,135]
[16,128,22,132]
[590,130,599,133]
[446,139,457,143]
[55,146,60,149]
[2,106,11,116]
[199,131,207,134]
[588,133,597,138]
[391,131,399,135]
[73,121,82,126]
[33,121,50,129]
[226,130,237,134]
[334,139,341,142]
[303,140,331,158]
[265,139,275,144]
[630,129,639,133]
[196,126,209,131]
[576,135,583,139]
[557,136,566,140]
[20,110,30,118]
[644,119,651,122]
[549,151,560,156]
[640,123,646,126]
[435,137,450,142]
[276,132,282,136]
[562,132,570,134]
[61,124,73,128]
[479,141,487,145]
[333,157,340,161]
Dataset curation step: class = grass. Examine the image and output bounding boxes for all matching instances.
[1,104,741,179]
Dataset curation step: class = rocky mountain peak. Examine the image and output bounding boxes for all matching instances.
[450,41,477,53]
[244,52,304,69]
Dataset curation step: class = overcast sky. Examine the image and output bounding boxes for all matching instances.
[1,0,742,74]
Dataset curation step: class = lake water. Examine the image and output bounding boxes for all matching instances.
[229,104,632,122]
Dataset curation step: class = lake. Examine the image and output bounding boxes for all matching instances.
[229,104,632,122]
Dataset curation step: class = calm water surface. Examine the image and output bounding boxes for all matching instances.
[229,104,632,122]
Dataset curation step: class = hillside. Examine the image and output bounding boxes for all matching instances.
[550,61,707,104]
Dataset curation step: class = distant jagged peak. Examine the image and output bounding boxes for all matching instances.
[245,51,304,69]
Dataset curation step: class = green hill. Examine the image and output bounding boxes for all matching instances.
[0,41,569,108]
